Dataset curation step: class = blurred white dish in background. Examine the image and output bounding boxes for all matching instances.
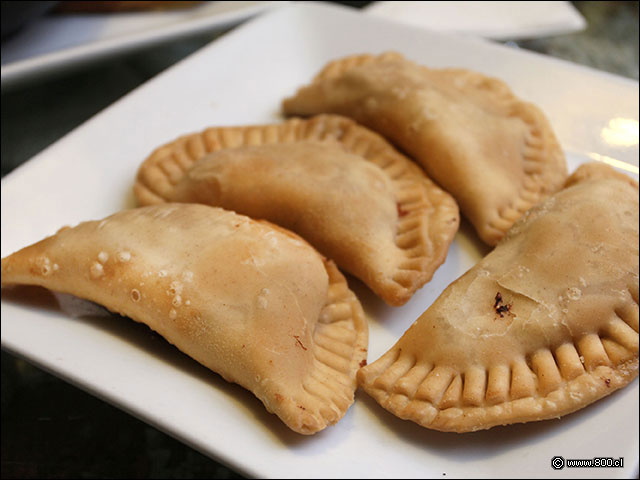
[0,1,286,89]
[365,1,586,40]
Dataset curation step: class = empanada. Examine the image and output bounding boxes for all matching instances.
[283,52,568,246]
[134,114,459,306]
[1,204,368,435]
[358,164,638,432]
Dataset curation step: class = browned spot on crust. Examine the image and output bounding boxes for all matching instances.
[293,335,308,350]
[494,292,503,309]
[493,292,513,318]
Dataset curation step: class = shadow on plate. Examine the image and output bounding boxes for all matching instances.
[0,285,335,449]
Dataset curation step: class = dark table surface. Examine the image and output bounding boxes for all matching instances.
[1,1,638,478]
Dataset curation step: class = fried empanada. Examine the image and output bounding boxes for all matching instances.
[134,114,459,306]
[1,204,368,435]
[283,52,568,246]
[358,165,638,432]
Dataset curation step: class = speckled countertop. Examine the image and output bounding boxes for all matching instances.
[1,2,638,478]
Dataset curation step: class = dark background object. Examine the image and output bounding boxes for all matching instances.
[1,350,243,479]
[1,1,58,39]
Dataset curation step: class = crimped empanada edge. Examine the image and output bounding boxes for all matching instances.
[359,358,638,433]
[358,291,639,433]
[134,114,460,306]
[283,51,568,247]
[482,101,567,246]
[278,258,368,434]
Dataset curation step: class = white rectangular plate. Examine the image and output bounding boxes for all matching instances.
[1,3,638,478]
[365,1,586,40]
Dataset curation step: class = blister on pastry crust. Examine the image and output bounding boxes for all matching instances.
[283,52,567,246]
[1,204,368,435]
[134,114,460,306]
[358,164,638,432]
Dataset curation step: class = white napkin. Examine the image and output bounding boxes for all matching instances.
[365,1,587,40]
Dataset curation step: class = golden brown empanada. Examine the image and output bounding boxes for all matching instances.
[1,204,368,435]
[358,165,638,432]
[283,52,568,246]
[134,114,460,306]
